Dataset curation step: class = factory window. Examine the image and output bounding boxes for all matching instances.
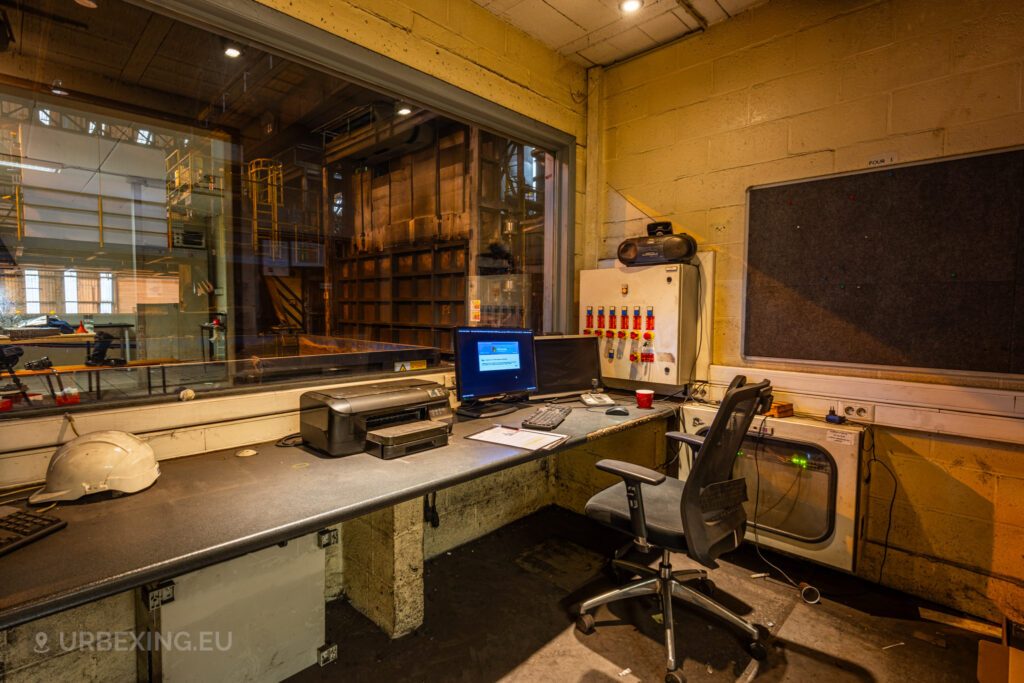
[62,271,78,315]
[23,270,40,315]
[0,0,567,415]
[99,273,113,315]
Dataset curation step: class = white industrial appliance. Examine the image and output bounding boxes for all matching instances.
[140,532,328,681]
[681,403,866,572]
[579,258,711,392]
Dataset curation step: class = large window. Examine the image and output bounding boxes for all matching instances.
[0,0,566,415]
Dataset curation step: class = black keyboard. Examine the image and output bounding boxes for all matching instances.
[0,506,66,557]
[522,405,572,430]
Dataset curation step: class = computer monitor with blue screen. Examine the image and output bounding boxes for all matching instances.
[454,327,537,417]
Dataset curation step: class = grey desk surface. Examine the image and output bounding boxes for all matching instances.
[0,401,676,631]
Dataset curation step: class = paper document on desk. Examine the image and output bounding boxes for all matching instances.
[466,426,568,451]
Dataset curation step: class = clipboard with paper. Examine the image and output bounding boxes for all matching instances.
[465,425,569,451]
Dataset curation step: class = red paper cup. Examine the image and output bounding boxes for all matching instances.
[636,389,654,409]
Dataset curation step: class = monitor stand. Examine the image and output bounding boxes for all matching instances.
[456,399,519,419]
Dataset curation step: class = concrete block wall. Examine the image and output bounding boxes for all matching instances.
[423,458,552,561]
[0,592,135,682]
[597,0,1024,621]
[859,428,1024,622]
[599,0,1024,390]
[341,499,425,639]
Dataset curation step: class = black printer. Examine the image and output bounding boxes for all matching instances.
[299,379,453,458]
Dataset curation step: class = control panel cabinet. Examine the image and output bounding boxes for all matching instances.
[579,263,699,390]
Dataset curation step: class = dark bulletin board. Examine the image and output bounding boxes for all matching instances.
[744,149,1024,375]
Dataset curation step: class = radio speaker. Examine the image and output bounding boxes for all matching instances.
[617,233,697,266]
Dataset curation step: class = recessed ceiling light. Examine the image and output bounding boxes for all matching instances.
[224,46,242,58]
[74,0,98,7]
[396,104,412,116]
[49,80,68,96]
[620,0,642,12]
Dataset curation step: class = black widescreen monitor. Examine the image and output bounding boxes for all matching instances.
[454,327,537,404]
[533,335,602,398]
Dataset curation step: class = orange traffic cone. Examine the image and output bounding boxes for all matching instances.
[76,320,87,334]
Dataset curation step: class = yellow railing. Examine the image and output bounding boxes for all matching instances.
[5,183,169,245]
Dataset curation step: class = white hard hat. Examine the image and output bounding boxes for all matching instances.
[29,430,160,504]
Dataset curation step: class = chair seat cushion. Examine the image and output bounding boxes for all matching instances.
[584,478,687,551]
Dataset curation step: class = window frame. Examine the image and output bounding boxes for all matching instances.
[136,0,577,334]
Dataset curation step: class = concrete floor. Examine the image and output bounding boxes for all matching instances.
[291,506,985,682]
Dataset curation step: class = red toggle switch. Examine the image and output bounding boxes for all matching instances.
[646,306,655,330]
[597,307,605,329]
[608,307,617,329]
[633,306,641,330]
[586,307,594,329]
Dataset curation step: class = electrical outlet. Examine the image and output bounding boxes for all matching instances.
[318,643,338,667]
[317,528,338,548]
[839,401,874,422]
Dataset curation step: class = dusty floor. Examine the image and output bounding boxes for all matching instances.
[291,505,986,682]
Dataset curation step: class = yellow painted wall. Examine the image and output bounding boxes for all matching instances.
[599,0,1024,621]
[862,428,1024,622]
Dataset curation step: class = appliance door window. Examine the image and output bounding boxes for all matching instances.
[697,431,837,543]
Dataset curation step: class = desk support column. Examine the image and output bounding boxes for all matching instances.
[341,499,424,638]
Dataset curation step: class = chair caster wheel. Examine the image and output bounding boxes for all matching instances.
[575,612,595,635]
[696,578,716,596]
[665,670,685,683]
[748,640,768,661]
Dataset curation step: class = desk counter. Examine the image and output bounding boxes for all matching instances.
[0,401,676,631]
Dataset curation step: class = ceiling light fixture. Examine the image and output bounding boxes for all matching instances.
[620,0,642,12]
[49,80,68,96]
[74,0,98,8]
[0,158,62,174]
[224,45,242,58]
[396,104,412,116]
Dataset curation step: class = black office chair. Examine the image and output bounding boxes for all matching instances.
[574,376,773,683]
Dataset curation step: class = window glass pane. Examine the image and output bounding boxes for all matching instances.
[0,0,559,416]
[63,271,78,314]
[99,274,113,303]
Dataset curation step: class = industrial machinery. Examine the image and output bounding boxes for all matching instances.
[681,403,866,572]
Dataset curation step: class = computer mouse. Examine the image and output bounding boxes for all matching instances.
[605,406,629,416]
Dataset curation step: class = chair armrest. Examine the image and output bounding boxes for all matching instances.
[666,432,705,449]
[595,459,666,486]
[595,460,665,548]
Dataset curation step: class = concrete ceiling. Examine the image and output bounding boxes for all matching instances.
[472,0,766,66]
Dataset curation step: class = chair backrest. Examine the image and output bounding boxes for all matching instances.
[681,376,772,568]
